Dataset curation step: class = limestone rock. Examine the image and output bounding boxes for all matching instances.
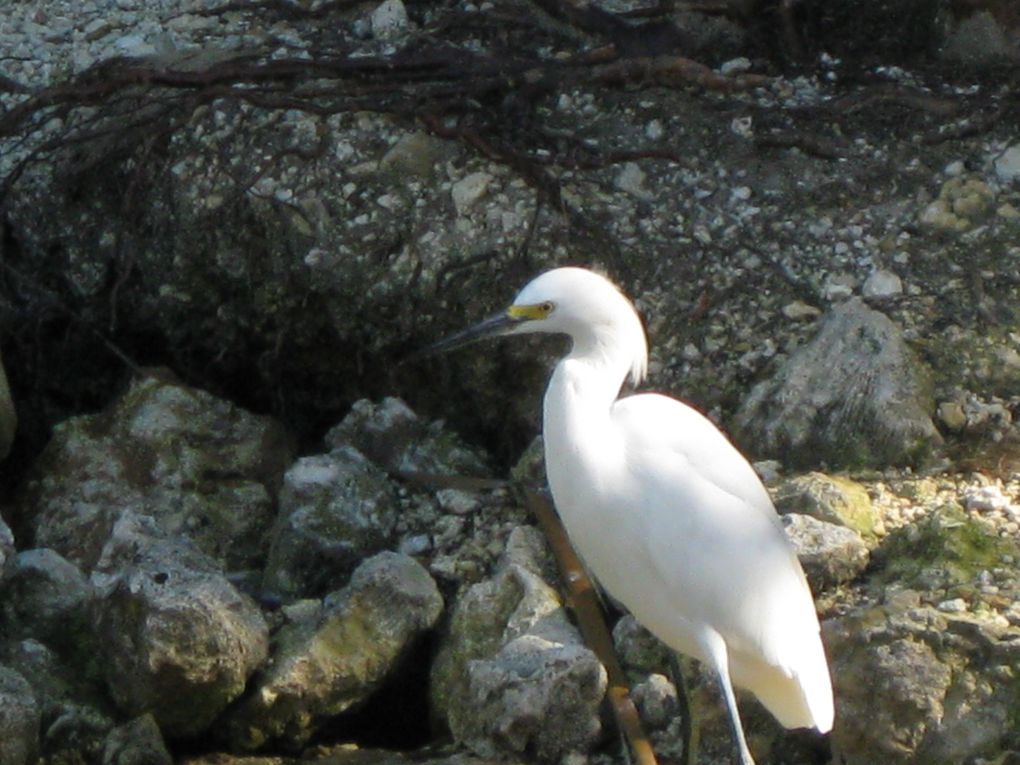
[326,397,489,479]
[825,603,1019,764]
[735,299,940,469]
[230,551,443,750]
[91,514,268,739]
[0,664,40,765]
[431,526,606,760]
[262,445,399,598]
[101,714,173,765]
[18,371,294,572]
[772,472,881,537]
[0,548,94,658]
[781,513,870,591]
[0,517,14,583]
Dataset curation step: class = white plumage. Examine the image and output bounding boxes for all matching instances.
[429,267,833,764]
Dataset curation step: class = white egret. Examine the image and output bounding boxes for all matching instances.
[426,267,833,764]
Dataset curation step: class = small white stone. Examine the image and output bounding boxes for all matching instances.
[645,119,664,141]
[937,598,967,613]
[613,162,652,200]
[944,160,965,177]
[781,301,822,320]
[371,0,409,39]
[719,57,752,75]
[994,144,1020,183]
[451,171,493,214]
[862,269,903,298]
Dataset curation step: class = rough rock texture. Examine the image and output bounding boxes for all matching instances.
[736,298,942,469]
[0,548,94,657]
[91,514,269,739]
[262,445,399,599]
[101,714,173,765]
[229,551,443,750]
[16,371,294,572]
[0,664,40,765]
[0,516,14,582]
[781,513,870,591]
[826,602,1020,765]
[325,397,491,479]
[773,472,882,537]
[432,526,607,761]
[0,639,114,762]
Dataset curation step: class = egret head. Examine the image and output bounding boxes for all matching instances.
[422,267,648,385]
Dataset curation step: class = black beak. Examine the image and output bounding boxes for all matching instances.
[407,311,519,363]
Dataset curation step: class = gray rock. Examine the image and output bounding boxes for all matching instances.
[431,526,606,760]
[326,397,490,479]
[0,640,114,762]
[91,514,268,739]
[18,371,294,572]
[101,714,172,765]
[230,551,443,750]
[781,513,870,591]
[0,664,40,765]
[735,298,941,469]
[825,604,1020,765]
[0,548,94,657]
[0,346,15,461]
[262,445,399,598]
[772,472,881,537]
[0,517,14,583]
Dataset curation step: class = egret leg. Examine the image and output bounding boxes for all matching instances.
[668,652,694,765]
[700,632,755,765]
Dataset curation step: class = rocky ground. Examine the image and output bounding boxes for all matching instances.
[1,0,1019,764]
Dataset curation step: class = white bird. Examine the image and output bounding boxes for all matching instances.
[425,267,833,764]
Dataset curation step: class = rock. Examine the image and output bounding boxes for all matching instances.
[614,162,653,200]
[91,514,268,739]
[380,132,449,176]
[870,504,1018,593]
[0,639,114,762]
[0,664,40,765]
[0,346,15,461]
[631,673,679,730]
[431,526,606,761]
[941,11,1018,65]
[451,172,494,215]
[994,143,1020,184]
[230,551,443,750]
[735,299,940,469]
[18,371,294,572]
[101,714,172,765]
[0,517,14,582]
[862,269,903,299]
[0,548,94,658]
[772,472,881,537]
[781,513,870,590]
[325,397,489,478]
[918,176,996,231]
[825,602,1020,765]
[370,0,409,40]
[262,445,399,599]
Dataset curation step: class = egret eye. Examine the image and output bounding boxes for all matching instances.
[541,301,555,315]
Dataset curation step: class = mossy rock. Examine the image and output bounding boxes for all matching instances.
[871,504,1019,591]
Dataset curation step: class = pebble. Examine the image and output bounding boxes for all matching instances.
[994,144,1020,183]
[862,269,903,299]
[451,171,493,214]
[370,0,409,40]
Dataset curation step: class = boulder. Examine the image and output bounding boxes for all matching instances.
[735,299,941,469]
[262,445,399,599]
[18,371,294,572]
[0,664,40,765]
[91,514,268,739]
[230,551,443,750]
[431,526,606,761]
